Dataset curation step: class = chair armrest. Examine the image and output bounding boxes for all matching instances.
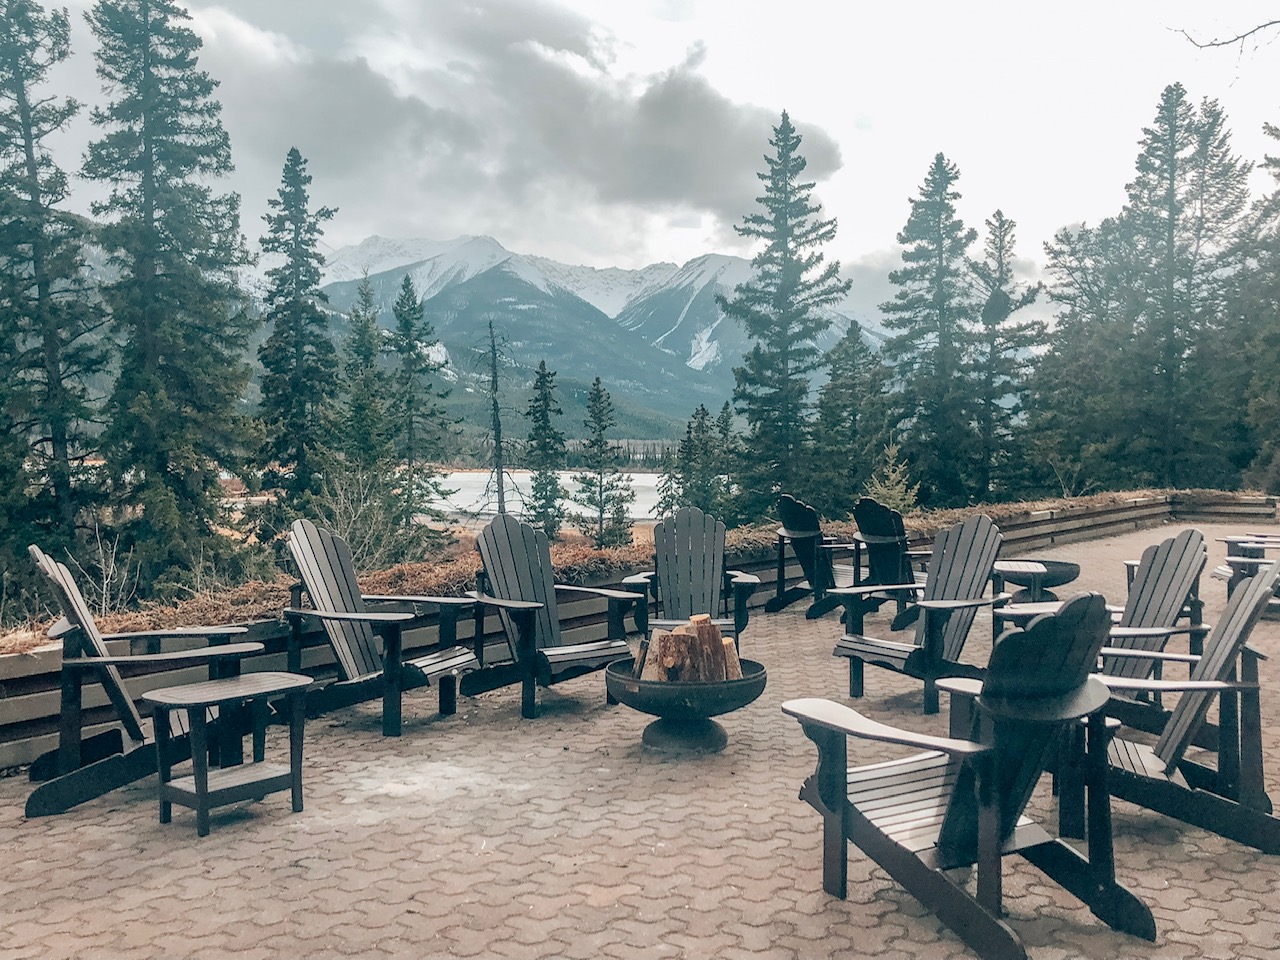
[553,584,645,602]
[1108,624,1202,640]
[464,591,544,613]
[782,697,988,757]
[1100,647,1201,664]
[362,594,475,608]
[62,641,265,668]
[48,616,75,640]
[1096,675,1255,694]
[830,583,924,598]
[100,625,249,641]
[818,541,859,552]
[282,608,416,625]
[915,596,1000,611]
[726,570,760,589]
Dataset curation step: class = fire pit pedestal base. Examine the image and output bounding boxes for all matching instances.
[605,658,768,754]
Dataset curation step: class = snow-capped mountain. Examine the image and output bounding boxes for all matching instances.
[316,234,882,428]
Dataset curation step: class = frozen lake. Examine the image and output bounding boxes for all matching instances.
[437,470,662,521]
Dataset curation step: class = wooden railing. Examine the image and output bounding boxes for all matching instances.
[1,491,1273,772]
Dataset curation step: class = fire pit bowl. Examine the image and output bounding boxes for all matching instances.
[605,658,767,753]
[998,559,1081,602]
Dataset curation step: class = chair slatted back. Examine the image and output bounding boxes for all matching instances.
[28,544,148,744]
[852,497,914,587]
[938,593,1111,858]
[653,507,726,623]
[1154,562,1280,772]
[917,514,1002,661]
[476,513,562,652]
[777,495,833,593]
[288,519,381,680]
[1103,528,1206,679]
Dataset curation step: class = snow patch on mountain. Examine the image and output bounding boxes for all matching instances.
[688,322,722,371]
[666,253,753,293]
[524,255,679,317]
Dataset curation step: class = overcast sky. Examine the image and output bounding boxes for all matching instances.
[44,0,1280,277]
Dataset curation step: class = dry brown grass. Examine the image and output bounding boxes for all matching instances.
[1,489,1264,657]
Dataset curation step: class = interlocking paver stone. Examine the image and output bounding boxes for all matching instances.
[4,521,1280,959]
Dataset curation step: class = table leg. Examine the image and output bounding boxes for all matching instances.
[190,708,211,837]
[154,705,172,825]
[289,692,305,813]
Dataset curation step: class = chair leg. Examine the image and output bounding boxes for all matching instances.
[848,659,864,699]
[923,676,939,715]
[522,672,537,719]
[438,675,457,716]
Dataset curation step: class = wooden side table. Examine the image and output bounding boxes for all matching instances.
[143,672,311,837]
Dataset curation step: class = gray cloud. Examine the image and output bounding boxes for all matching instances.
[198,0,841,261]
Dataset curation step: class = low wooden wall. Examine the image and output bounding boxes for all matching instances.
[2,492,1274,772]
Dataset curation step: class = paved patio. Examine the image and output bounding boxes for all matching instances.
[2,521,1278,960]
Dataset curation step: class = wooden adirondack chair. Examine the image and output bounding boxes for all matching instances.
[284,519,479,737]
[1060,564,1280,853]
[622,506,760,645]
[785,593,1156,960]
[850,496,930,629]
[26,544,263,817]
[469,513,641,719]
[832,514,1004,714]
[764,494,858,619]
[996,528,1207,729]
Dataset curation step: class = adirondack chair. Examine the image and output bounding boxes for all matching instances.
[996,528,1207,728]
[1059,564,1280,853]
[470,513,641,719]
[849,496,930,629]
[622,506,760,645]
[25,544,263,817]
[832,514,1004,714]
[785,594,1156,960]
[284,519,479,737]
[763,494,858,619]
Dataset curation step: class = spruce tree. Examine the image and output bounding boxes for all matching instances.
[717,111,852,520]
[523,360,567,539]
[880,153,979,506]
[967,211,1043,500]
[1243,119,1280,490]
[82,0,252,585]
[674,404,726,516]
[1122,85,1252,488]
[389,274,452,513]
[803,321,886,518]
[0,0,105,549]
[571,377,634,548]
[338,274,392,470]
[257,147,337,499]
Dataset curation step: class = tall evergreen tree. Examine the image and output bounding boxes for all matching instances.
[338,274,392,470]
[82,0,251,585]
[803,321,886,517]
[0,0,105,552]
[967,211,1043,500]
[674,404,728,516]
[257,147,337,499]
[1121,86,1252,488]
[571,377,634,548]
[1243,119,1280,490]
[389,274,452,512]
[880,152,979,506]
[717,111,852,520]
[523,360,566,539]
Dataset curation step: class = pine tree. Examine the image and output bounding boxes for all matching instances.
[717,111,852,520]
[863,438,919,514]
[338,274,392,470]
[880,153,979,506]
[572,377,634,548]
[523,360,567,539]
[803,321,886,518]
[0,0,105,550]
[967,211,1043,500]
[653,448,681,518]
[389,274,451,510]
[675,404,726,515]
[1121,85,1253,488]
[257,147,337,499]
[1243,120,1280,490]
[82,0,252,586]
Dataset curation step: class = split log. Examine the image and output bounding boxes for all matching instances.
[646,616,731,682]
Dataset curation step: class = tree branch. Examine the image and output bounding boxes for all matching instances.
[1178,20,1280,49]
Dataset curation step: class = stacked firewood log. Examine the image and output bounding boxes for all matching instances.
[633,614,743,682]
